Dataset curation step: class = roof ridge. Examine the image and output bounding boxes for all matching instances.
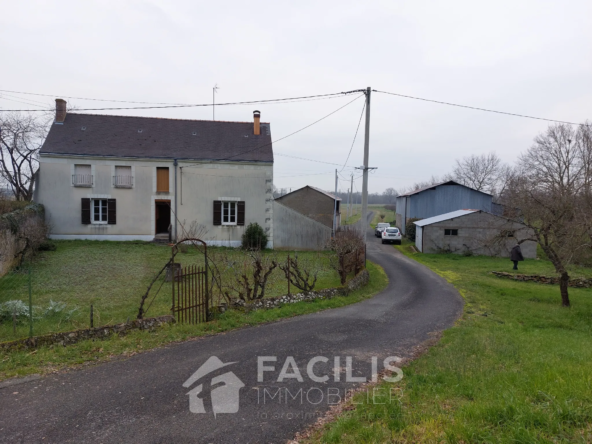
[67,113,270,125]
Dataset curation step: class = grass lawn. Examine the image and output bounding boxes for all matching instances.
[0,260,387,381]
[369,205,396,229]
[342,205,396,228]
[0,240,341,341]
[310,240,592,443]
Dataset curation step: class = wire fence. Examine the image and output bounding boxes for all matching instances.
[0,245,345,342]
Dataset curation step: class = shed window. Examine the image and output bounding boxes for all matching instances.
[444,229,458,236]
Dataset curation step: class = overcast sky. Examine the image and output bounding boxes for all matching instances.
[2,0,591,194]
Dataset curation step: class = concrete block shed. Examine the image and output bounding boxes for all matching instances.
[414,210,537,258]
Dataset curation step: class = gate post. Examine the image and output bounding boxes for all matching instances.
[204,246,210,321]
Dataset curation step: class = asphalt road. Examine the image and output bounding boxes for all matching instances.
[0,222,463,444]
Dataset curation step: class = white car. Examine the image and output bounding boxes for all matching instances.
[382,227,402,245]
[375,222,390,237]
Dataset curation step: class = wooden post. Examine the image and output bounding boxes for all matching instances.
[90,304,94,328]
[28,266,33,338]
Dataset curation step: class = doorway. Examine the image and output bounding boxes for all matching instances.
[155,200,171,234]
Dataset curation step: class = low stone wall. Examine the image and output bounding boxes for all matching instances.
[0,315,174,352]
[491,271,592,288]
[1,270,372,352]
[227,269,370,311]
[0,203,45,277]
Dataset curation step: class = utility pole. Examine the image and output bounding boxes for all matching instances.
[360,87,372,241]
[346,188,350,220]
[349,173,354,218]
[332,169,338,237]
[212,84,219,120]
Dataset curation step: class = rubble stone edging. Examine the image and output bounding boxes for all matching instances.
[0,315,175,352]
[491,271,592,288]
[227,269,370,311]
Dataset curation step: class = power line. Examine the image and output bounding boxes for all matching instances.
[275,171,335,178]
[373,89,584,126]
[275,153,357,168]
[0,92,50,107]
[340,99,366,172]
[0,96,49,109]
[0,89,365,112]
[183,94,365,168]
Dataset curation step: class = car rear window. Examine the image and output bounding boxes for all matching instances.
[386,228,398,233]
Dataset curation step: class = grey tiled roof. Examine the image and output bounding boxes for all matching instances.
[40,113,273,163]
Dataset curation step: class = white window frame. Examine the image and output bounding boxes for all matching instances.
[113,165,133,188]
[73,164,93,187]
[222,201,237,226]
[92,199,108,224]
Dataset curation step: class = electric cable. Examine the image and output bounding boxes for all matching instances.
[340,100,366,172]
[0,89,365,112]
[183,94,364,168]
[373,89,585,126]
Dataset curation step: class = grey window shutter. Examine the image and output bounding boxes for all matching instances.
[108,199,116,225]
[237,201,245,226]
[81,198,91,224]
[213,200,222,226]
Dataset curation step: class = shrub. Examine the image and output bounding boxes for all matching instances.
[241,222,268,250]
[38,241,57,251]
[406,218,421,242]
[0,300,30,323]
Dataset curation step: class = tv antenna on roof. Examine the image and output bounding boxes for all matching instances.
[213,84,220,120]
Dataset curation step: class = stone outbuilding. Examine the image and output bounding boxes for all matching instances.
[414,209,537,258]
[274,185,341,230]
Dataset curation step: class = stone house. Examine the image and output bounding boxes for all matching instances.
[414,209,537,258]
[35,100,274,246]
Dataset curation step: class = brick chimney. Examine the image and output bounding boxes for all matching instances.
[253,110,261,135]
[55,99,67,123]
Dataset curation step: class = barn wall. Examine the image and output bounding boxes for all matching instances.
[421,211,537,258]
[272,201,331,250]
[409,185,492,220]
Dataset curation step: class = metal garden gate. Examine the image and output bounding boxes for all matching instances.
[171,238,210,324]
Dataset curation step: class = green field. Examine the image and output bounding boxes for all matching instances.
[0,240,341,340]
[311,240,592,443]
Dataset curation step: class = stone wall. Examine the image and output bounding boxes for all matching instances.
[0,315,174,352]
[226,269,370,311]
[0,203,45,277]
[273,201,332,251]
[492,271,592,288]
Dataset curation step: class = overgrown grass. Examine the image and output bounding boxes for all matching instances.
[311,244,592,443]
[0,241,341,340]
[369,205,396,229]
[0,261,387,381]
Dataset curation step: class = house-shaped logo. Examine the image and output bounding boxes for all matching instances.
[183,356,245,417]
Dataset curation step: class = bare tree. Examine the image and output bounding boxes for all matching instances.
[503,123,592,307]
[278,253,319,292]
[326,226,365,284]
[0,113,51,201]
[452,152,511,196]
[221,250,278,301]
[382,187,398,204]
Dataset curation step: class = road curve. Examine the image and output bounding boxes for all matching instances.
[0,225,463,443]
